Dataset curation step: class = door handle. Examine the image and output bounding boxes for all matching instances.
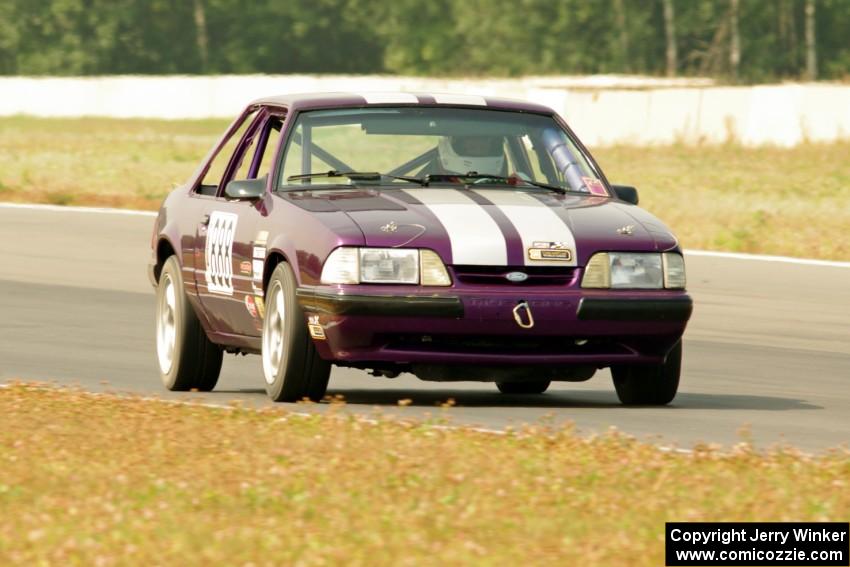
[200,214,210,227]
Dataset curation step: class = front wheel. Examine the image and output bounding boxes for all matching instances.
[156,255,222,391]
[611,341,682,405]
[262,262,330,402]
[496,381,551,395]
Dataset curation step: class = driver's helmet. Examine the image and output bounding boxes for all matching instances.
[437,136,505,175]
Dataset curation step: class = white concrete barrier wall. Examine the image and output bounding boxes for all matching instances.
[1,75,847,147]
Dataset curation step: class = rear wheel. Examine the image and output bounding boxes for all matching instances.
[496,380,551,395]
[611,341,682,405]
[262,262,331,402]
[156,256,222,391]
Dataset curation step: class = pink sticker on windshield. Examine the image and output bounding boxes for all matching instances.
[582,177,608,196]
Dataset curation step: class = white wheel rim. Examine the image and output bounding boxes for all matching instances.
[262,283,286,385]
[156,274,177,374]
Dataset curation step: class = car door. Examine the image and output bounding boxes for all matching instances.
[194,110,285,337]
[192,108,265,336]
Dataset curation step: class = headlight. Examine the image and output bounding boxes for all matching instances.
[610,252,663,288]
[582,252,685,290]
[360,248,418,283]
[320,247,450,286]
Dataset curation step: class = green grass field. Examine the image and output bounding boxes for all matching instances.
[1,116,848,260]
[0,383,847,566]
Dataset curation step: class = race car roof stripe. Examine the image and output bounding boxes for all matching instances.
[432,94,488,106]
[402,188,507,266]
[472,190,578,267]
[358,92,420,104]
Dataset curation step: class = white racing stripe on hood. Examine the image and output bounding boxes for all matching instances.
[402,189,507,265]
[473,190,578,267]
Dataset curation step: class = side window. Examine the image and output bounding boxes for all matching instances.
[230,135,257,182]
[254,118,285,180]
[196,109,259,196]
[227,116,285,185]
[279,122,304,186]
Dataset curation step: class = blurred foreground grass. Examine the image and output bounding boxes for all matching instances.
[0,383,848,566]
[1,116,849,259]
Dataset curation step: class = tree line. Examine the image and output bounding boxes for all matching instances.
[1,0,848,82]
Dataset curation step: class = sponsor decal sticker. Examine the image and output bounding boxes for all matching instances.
[255,230,269,247]
[239,260,252,275]
[533,240,569,249]
[307,315,326,340]
[244,295,258,318]
[205,211,238,295]
[252,259,264,283]
[528,241,572,262]
[253,246,266,260]
[582,176,608,196]
[254,296,265,319]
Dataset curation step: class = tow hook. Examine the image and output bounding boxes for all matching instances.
[512,301,535,329]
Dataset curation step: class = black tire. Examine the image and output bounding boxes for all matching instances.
[156,255,222,392]
[261,262,331,402]
[611,340,682,405]
[496,380,551,395]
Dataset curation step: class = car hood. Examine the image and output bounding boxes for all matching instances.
[284,187,678,266]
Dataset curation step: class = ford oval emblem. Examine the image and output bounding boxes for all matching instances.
[505,271,528,283]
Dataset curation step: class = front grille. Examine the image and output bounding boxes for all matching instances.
[451,265,578,286]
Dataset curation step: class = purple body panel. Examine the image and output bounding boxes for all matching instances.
[150,92,692,376]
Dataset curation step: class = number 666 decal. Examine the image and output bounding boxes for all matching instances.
[205,211,239,295]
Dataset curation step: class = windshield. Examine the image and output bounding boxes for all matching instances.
[276,107,608,195]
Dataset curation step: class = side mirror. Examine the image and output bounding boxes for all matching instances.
[611,184,639,205]
[224,177,266,200]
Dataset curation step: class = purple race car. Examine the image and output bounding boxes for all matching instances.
[149,92,692,404]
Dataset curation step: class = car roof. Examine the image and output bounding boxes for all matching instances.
[250,92,556,115]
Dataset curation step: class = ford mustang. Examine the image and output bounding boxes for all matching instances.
[149,92,693,404]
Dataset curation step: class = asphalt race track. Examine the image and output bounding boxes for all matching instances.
[1,204,848,451]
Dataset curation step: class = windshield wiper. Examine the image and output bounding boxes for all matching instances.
[287,170,425,185]
[421,172,570,195]
[285,170,579,195]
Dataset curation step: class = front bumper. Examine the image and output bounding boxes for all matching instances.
[296,286,692,368]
